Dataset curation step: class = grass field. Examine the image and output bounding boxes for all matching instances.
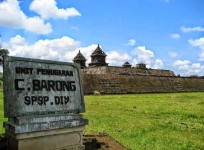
[0,92,204,149]
[83,93,204,150]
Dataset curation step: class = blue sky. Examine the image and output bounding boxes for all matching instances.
[0,0,204,76]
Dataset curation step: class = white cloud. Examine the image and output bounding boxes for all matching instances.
[0,0,52,34]
[189,37,204,61]
[131,59,138,67]
[153,59,164,69]
[10,35,26,45]
[131,46,164,69]
[24,16,52,34]
[132,46,154,66]
[170,33,180,39]
[126,39,136,46]
[30,0,81,20]
[173,60,191,70]
[173,60,204,75]
[2,35,166,71]
[0,0,23,27]
[168,51,177,57]
[64,44,97,65]
[107,51,131,66]
[5,35,80,61]
[3,36,132,67]
[181,26,204,33]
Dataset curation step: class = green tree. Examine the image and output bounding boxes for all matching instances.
[0,72,3,87]
[0,48,9,64]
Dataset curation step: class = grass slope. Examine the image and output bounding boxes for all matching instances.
[83,93,204,150]
[0,92,203,149]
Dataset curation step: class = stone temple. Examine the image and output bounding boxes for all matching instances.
[73,44,175,76]
[73,50,86,69]
[73,44,204,94]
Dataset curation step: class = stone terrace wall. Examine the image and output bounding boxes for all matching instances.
[83,66,175,76]
[82,73,204,94]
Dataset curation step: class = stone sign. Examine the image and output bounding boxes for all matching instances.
[3,56,88,150]
[3,56,85,117]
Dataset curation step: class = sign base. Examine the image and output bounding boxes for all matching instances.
[4,114,88,150]
[6,126,85,150]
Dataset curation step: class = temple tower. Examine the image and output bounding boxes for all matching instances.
[89,44,108,67]
[136,63,147,69]
[73,50,86,69]
[122,62,132,68]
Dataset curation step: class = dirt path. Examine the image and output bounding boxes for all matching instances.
[84,134,127,150]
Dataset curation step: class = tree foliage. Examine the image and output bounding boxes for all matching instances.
[0,49,9,56]
[0,72,3,87]
[0,48,9,64]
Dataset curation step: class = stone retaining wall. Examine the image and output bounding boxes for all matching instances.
[83,66,175,76]
[82,73,204,94]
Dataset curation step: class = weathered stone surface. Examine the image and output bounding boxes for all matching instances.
[6,126,85,150]
[9,114,83,125]
[4,116,88,134]
[3,56,85,117]
[82,73,204,94]
[83,66,175,76]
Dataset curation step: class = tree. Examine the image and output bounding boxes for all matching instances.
[0,48,9,64]
[0,49,8,87]
[0,72,3,87]
[189,74,199,78]
[0,48,9,56]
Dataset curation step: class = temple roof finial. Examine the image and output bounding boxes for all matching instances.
[73,50,86,61]
[122,61,132,67]
[91,44,106,56]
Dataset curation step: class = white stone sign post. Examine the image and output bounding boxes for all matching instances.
[3,56,88,150]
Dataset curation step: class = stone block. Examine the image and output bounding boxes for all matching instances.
[6,126,85,150]
[3,56,85,118]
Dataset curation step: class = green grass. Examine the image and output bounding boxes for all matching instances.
[83,93,204,150]
[0,92,204,149]
[0,90,7,134]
